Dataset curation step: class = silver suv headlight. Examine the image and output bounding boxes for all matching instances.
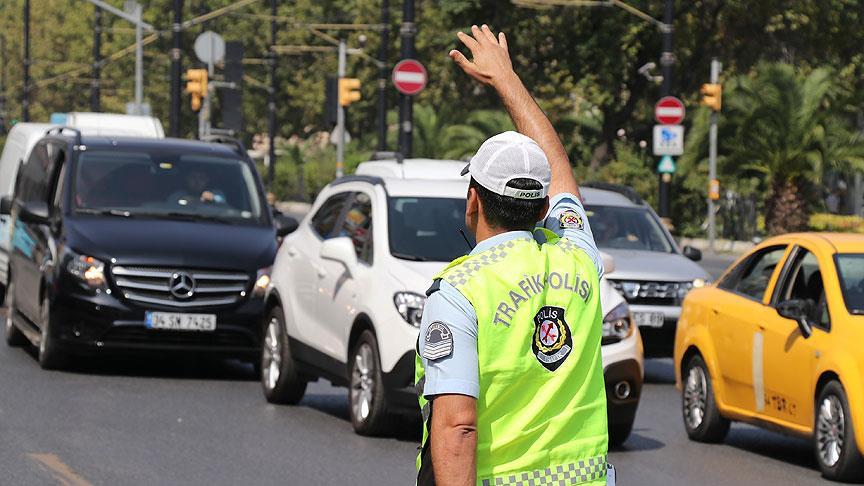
[602,302,633,345]
[394,292,425,327]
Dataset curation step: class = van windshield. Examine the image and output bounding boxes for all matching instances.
[72,151,264,224]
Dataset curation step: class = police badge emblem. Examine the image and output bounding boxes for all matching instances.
[423,322,453,360]
[532,306,573,371]
[558,209,583,229]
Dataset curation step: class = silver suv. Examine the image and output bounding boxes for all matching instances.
[581,183,710,357]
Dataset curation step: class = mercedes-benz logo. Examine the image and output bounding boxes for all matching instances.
[169,272,196,299]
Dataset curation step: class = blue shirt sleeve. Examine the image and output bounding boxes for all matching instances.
[541,192,604,278]
[418,280,479,399]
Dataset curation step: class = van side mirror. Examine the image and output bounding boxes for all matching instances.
[0,196,12,215]
[320,236,358,270]
[776,299,813,339]
[18,201,50,225]
[274,214,299,237]
[682,245,702,262]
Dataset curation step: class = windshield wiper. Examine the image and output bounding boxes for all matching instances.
[162,212,236,224]
[391,252,428,262]
[75,208,134,217]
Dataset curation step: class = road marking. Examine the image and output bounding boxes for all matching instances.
[27,453,92,486]
[752,330,765,412]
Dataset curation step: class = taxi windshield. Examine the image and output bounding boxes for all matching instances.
[836,254,864,315]
[388,197,474,262]
[72,151,265,224]
[586,205,674,253]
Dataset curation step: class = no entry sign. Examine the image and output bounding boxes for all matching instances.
[392,59,427,96]
[655,96,685,125]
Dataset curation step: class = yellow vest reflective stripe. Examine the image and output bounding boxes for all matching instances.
[415,235,608,485]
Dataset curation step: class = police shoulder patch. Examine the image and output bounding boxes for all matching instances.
[559,209,584,230]
[422,321,453,361]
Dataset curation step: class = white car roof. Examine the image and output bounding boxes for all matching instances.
[65,112,165,138]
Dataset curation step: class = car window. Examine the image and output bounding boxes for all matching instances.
[719,245,787,301]
[586,205,674,253]
[311,192,349,239]
[338,192,373,264]
[17,141,52,203]
[388,197,474,262]
[49,143,68,210]
[835,254,864,315]
[777,249,829,328]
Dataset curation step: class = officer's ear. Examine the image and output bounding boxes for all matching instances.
[466,186,480,218]
[539,196,550,220]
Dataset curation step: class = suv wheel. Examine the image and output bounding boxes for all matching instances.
[349,330,389,435]
[814,381,864,482]
[38,296,67,370]
[260,306,307,404]
[4,280,27,347]
[682,354,729,442]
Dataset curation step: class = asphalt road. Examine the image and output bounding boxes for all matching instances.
[0,252,834,486]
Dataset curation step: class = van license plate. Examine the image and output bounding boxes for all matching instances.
[633,312,665,328]
[145,312,216,332]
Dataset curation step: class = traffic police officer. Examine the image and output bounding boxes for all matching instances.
[415,25,612,485]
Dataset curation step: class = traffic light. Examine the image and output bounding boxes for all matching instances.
[700,83,722,111]
[338,78,361,106]
[185,68,208,111]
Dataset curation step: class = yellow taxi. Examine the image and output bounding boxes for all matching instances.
[674,233,864,481]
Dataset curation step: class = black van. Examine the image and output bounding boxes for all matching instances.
[1,129,297,369]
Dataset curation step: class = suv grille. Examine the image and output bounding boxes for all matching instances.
[609,280,693,306]
[111,266,250,308]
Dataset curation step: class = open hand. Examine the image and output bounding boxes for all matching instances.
[449,25,515,89]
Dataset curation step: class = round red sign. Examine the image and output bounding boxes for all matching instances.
[655,96,685,125]
[392,59,427,96]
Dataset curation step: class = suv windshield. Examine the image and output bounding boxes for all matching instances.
[388,197,474,262]
[72,151,264,224]
[836,254,864,315]
[586,205,674,253]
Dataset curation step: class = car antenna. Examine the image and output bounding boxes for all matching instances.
[458,228,474,250]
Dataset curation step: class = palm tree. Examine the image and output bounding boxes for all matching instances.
[722,63,864,235]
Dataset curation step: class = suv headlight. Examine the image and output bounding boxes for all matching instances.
[602,302,633,345]
[66,252,106,289]
[394,292,425,327]
[253,267,271,296]
[677,278,709,301]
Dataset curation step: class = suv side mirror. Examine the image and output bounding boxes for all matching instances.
[274,214,299,237]
[18,201,50,225]
[320,236,358,270]
[0,196,12,216]
[682,245,702,262]
[600,252,615,274]
[776,299,813,339]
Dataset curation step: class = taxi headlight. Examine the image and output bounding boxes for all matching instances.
[66,252,106,289]
[253,267,272,296]
[394,292,425,327]
[602,302,633,345]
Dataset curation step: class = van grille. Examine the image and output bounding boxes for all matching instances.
[111,265,250,308]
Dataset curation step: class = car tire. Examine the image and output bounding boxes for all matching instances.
[814,381,864,482]
[4,279,27,347]
[38,296,67,370]
[349,330,389,436]
[682,354,729,443]
[609,420,635,447]
[260,306,307,404]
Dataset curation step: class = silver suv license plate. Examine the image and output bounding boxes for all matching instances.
[633,312,664,328]
[145,312,216,332]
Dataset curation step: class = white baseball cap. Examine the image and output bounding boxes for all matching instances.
[461,131,551,200]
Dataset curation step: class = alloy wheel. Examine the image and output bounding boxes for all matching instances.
[684,365,708,430]
[262,317,282,391]
[351,343,375,423]
[817,395,845,467]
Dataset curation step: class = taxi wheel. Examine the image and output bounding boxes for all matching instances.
[4,280,27,347]
[814,381,864,482]
[682,355,729,443]
[349,330,389,436]
[38,296,67,370]
[260,306,307,404]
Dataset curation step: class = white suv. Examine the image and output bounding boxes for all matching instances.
[260,159,643,444]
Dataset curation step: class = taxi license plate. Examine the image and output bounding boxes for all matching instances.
[633,312,665,328]
[145,312,216,332]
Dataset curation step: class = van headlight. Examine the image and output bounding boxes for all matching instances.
[602,302,633,345]
[253,267,271,296]
[394,292,425,327]
[66,252,106,289]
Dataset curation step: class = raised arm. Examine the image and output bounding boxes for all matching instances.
[449,25,580,198]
